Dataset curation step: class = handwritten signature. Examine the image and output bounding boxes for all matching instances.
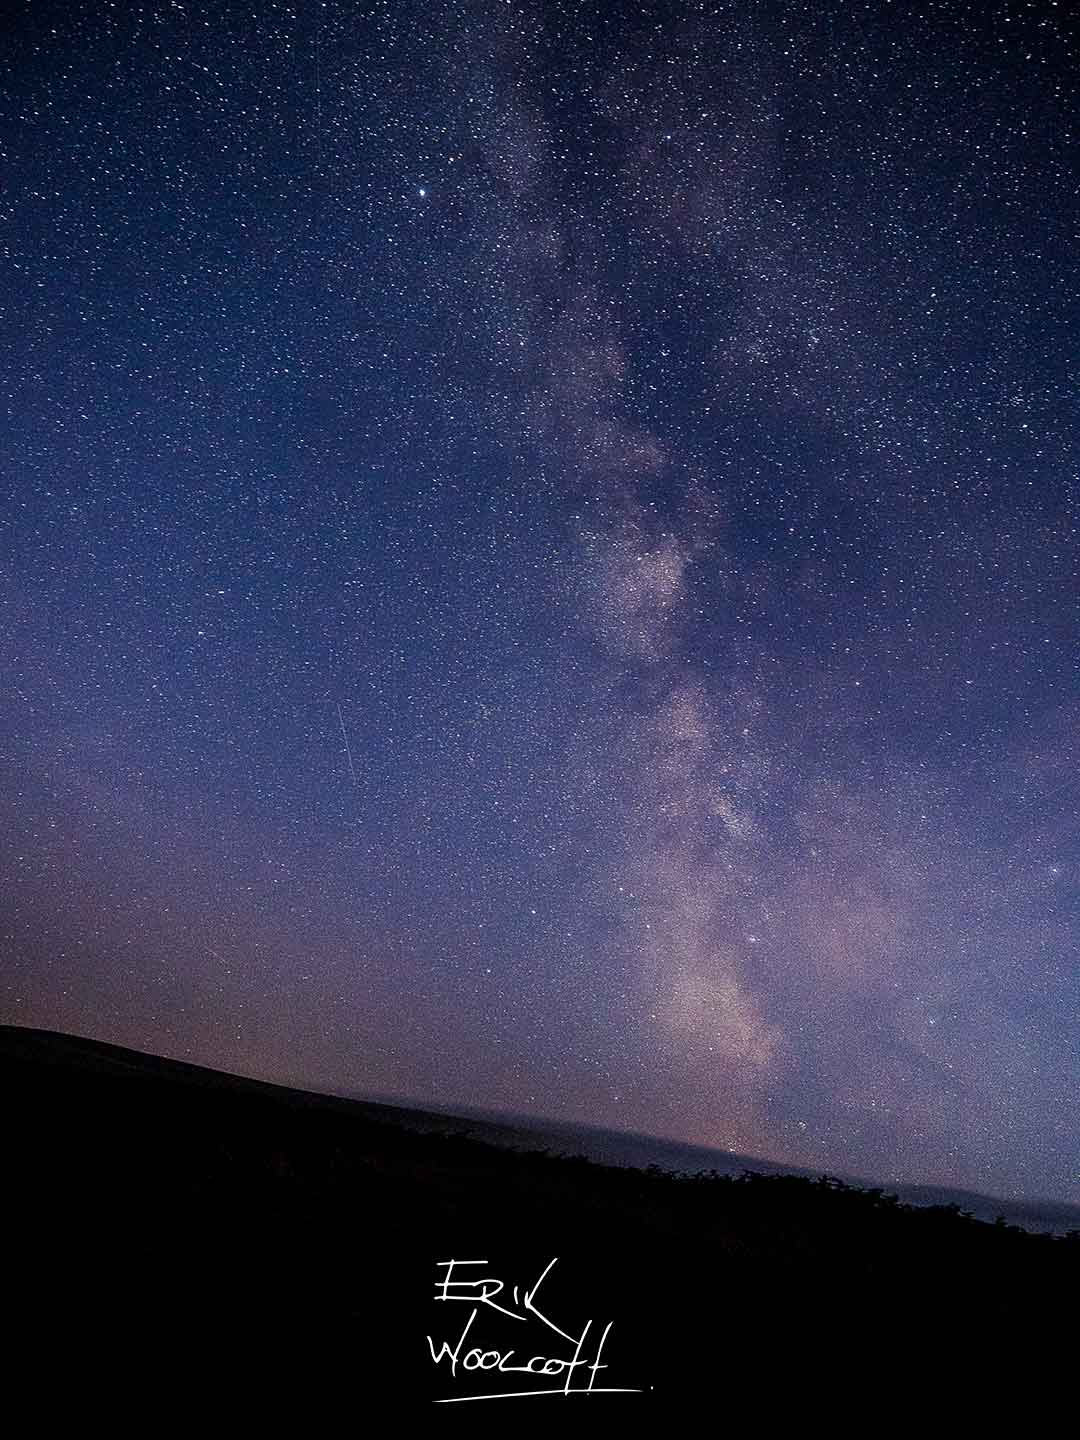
[426,1257,642,1402]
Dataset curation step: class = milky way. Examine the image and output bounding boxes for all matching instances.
[2,0,1077,1203]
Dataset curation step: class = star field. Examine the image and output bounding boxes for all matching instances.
[1,0,1077,1204]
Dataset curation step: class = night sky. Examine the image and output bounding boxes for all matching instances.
[2,0,1077,1206]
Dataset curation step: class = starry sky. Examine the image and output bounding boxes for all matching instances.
[2,0,1077,1205]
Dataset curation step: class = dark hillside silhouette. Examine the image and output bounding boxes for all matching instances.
[5,1025,1076,1406]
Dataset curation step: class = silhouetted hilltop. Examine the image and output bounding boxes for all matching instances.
[5,1024,1076,1405]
